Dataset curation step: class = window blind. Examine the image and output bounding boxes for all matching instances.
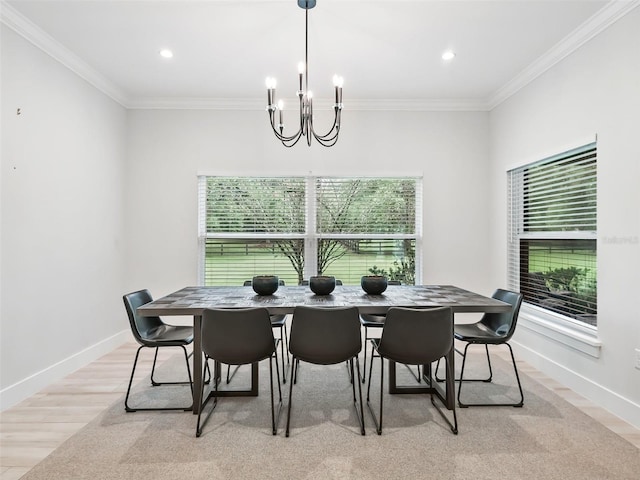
[507,143,597,326]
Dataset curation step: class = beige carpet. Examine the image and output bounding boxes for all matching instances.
[21,351,639,480]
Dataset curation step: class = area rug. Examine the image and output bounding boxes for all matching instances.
[21,350,639,480]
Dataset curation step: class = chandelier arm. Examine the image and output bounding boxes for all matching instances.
[309,112,340,141]
[313,131,340,147]
[267,111,304,142]
[281,130,305,147]
[313,127,340,144]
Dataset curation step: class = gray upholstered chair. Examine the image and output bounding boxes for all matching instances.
[196,307,282,437]
[285,306,365,437]
[453,289,524,407]
[123,289,194,412]
[359,281,421,383]
[229,280,290,384]
[366,306,457,435]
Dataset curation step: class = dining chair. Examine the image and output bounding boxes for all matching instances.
[122,289,194,412]
[293,279,343,383]
[226,280,289,384]
[359,281,422,384]
[366,306,457,435]
[286,306,365,437]
[451,289,524,407]
[196,307,282,437]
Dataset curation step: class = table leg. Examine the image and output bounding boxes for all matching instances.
[444,346,455,410]
[192,315,203,414]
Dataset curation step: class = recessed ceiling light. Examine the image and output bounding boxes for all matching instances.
[159,49,174,59]
[442,50,456,61]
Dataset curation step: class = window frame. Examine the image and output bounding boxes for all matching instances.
[507,142,600,356]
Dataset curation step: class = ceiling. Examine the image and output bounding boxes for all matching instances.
[3,0,632,110]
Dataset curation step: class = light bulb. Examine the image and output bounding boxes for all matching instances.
[265,77,277,89]
[277,99,284,110]
[298,62,305,74]
[333,75,344,88]
[442,50,456,61]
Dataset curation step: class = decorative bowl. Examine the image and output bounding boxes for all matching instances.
[251,275,279,296]
[361,275,388,295]
[309,275,336,296]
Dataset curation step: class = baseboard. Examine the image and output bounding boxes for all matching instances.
[512,340,640,430]
[0,330,130,411]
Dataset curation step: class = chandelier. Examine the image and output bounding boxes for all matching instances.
[265,0,343,147]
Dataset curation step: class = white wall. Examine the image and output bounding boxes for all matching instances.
[489,8,640,427]
[125,108,493,299]
[0,26,129,408]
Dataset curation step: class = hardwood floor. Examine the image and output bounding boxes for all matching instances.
[1,341,638,479]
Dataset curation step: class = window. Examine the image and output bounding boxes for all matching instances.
[507,143,597,327]
[198,176,422,286]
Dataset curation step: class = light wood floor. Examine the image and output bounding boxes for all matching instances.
[1,341,639,479]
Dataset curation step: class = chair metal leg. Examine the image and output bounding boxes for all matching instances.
[285,356,297,437]
[225,364,241,384]
[293,358,300,384]
[457,342,524,408]
[269,356,284,435]
[366,354,385,435]
[286,356,365,437]
[149,346,194,387]
[283,324,290,363]
[362,326,368,383]
[435,344,493,383]
[126,345,193,413]
[350,358,366,435]
[346,360,353,384]
[278,325,289,384]
[366,353,457,435]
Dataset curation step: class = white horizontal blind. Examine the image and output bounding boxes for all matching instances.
[523,148,597,232]
[198,176,422,286]
[315,178,419,234]
[507,143,597,327]
[314,177,420,284]
[198,177,306,286]
[202,177,306,234]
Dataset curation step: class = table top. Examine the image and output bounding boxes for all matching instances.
[137,285,510,316]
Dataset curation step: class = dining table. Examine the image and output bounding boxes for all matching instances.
[137,284,511,413]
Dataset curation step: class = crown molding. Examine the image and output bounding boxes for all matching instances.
[0,2,130,107]
[128,96,490,112]
[487,0,640,110]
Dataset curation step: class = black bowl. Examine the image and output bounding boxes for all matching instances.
[252,275,279,296]
[309,276,336,295]
[361,275,388,295]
